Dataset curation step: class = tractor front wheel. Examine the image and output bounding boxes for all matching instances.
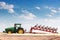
[7,31,12,34]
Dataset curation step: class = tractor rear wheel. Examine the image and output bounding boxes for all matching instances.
[17,29,24,34]
[7,31,12,34]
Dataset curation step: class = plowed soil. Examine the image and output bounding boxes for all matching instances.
[0,33,60,40]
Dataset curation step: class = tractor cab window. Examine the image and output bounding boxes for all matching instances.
[16,25,20,27]
[16,25,21,29]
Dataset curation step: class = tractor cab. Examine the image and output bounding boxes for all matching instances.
[14,24,21,30]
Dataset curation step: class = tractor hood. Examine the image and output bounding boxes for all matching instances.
[5,27,14,30]
[5,27,15,32]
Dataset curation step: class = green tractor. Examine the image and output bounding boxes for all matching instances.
[3,24,24,34]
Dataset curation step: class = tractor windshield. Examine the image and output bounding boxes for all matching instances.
[16,25,21,29]
[16,25,20,27]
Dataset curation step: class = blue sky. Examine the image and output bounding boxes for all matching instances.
[0,0,60,33]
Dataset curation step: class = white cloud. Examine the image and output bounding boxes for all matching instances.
[46,14,52,17]
[50,12,55,15]
[58,8,60,10]
[47,9,57,17]
[51,9,57,13]
[45,6,57,13]
[45,6,55,10]
[44,18,60,23]
[46,12,56,17]
[0,2,14,13]
[45,6,51,9]
[45,6,58,17]
[49,9,57,17]
[35,6,40,10]
[19,10,36,20]
[8,9,14,13]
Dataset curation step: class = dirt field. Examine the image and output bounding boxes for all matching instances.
[0,33,60,40]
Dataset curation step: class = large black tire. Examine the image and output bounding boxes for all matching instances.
[7,30,12,34]
[17,28,24,34]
